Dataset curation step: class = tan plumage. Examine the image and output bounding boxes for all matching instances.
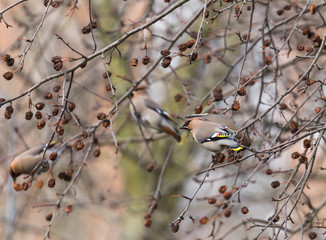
[130,88,181,142]
[9,143,57,183]
[181,113,251,152]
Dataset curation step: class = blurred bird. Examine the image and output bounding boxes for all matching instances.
[130,87,181,142]
[9,141,61,184]
[181,113,250,152]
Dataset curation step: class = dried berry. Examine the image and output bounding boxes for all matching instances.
[130,58,138,67]
[161,56,172,68]
[186,40,195,48]
[6,58,15,66]
[283,5,291,11]
[241,206,249,214]
[53,85,61,92]
[227,155,234,162]
[264,56,272,65]
[308,232,317,239]
[43,0,49,7]
[0,98,5,103]
[75,141,84,151]
[171,222,179,233]
[48,178,55,188]
[315,107,321,114]
[35,102,45,110]
[102,119,111,128]
[237,87,246,96]
[263,39,271,47]
[214,152,225,163]
[291,152,300,159]
[142,56,150,65]
[3,71,13,80]
[35,111,43,119]
[103,72,112,79]
[302,28,310,35]
[160,49,170,57]
[56,125,64,135]
[178,43,187,52]
[204,54,211,64]
[49,152,57,161]
[306,47,313,54]
[51,56,62,64]
[54,61,63,71]
[4,111,12,119]
[146,164,154,172]
[25,111,33,120]
[310,4,316,14]
[289,120,299,134]
[174,93,183,102]
[213,87,223,101]
[2,54,10,61]
[231,101,240,111]
[65,204,73,214]
[6,105,14,113]
[297,45,305,51]
[82,25,91,34]
[303,139,312,148]
[37,120,46,129]
[80,61,87,69]
[190,52,198,61]
[199,216,208,224]
[43,92,53,100]
[51,0,60,8]
[45,213,53,221]
[22,182,29,191]
[280,103,287,110]
[97,112,107,120]
[90,21,98,29]
[208,197,216,204]
[194,104,203,114]
[58,172,66,179]
[224,209,231,217]
[144,218,152,227]
[219,185,227,194]
[13,183,22,191]
[93,149,101,157]
[299,155,308,164]
[223,191,232,200]
[68,102,76,112]
[271,181,280,188]
[276,9,284,15]
[35,179,43,188]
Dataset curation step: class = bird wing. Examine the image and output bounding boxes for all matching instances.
[197,126,237,143]
[144,98,175,122]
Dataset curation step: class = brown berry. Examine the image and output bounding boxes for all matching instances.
[161,56,171,68]
[75,141,84,151]
[37,120,46,129]
[2,54,10,61]
[280,103,287,110]
[297,45,305,51]
[97,112,107,120]
[215,153,225,163]
[308,232,317,239]
[51,56,62,64]
[310,4,316,14]
[35,180,43,189]
[53,85,61,92]
[54,61,63,71]
[103,72,112,79]
[303,139,312,148]
[68,102,76,112]
[22,182,29,191]
[276,9,284,15]
[45,213,53,221]
[219,185,227,194]
[171,222,179,233]
[302,28,310,35]
[289,120,299,133]
[146,164,154,172]
[223,191,232,200]
[35,111,43,119]
[199,216,208,224]
[208,197,216,204]
[263,39,271,47]
[49,152,57,161]
[6,105,13,113]
[48,178,55,188]
[13,183,22,191]
[80,61,87,69]
[237,87,246,96]
[82,25,91,34]
[178,43,187,52]
[315,107,321,114]
[4,111,12,119]
[224,209,231,217]
[25,111,33,120]
[174,93,183,102]
[283,5,291,11]
[241,206,249,214]
[90,21,97,29]
[271,181,280,188]
[6,58,15,66]
[0,98,5,103]
[130,58,138,67]
[142,56,150,65]
[204,10,209,18]
[204,54,211,64]
[194,105,203,114]
[93,149,101,157]
[264,56,272,65]
[65,204,73,214]
[144,218,152,227]
[213,87,223,101]
[160,49,170,56]
[51,0,60,8]
[43,92,53,100]
[102,119,111,128]
[291,152,300,159]
[56,125,64,135]
[186,40,195,48]
[3,71,13,80]
[299,155,308,164]
[306,47,313,54]
[190,52,198,61]
[231,101,240,111]
[35,102,45,110]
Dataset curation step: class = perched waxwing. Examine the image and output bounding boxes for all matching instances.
[130,87,181,142]
[9,142,59,184]
[181,113,251,152]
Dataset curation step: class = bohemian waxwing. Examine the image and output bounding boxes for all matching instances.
[9,141,60,183]
[181,113,250,152]
[130,88,181,142]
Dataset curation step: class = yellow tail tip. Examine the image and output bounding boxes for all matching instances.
[232,147,243,151]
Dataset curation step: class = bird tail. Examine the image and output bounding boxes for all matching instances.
[162,126,181,142]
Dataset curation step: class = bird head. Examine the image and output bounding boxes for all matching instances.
[181,119,194,131]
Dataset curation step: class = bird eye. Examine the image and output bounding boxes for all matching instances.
[130,92,134,98]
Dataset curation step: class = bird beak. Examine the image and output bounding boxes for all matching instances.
[180,125,189,130]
